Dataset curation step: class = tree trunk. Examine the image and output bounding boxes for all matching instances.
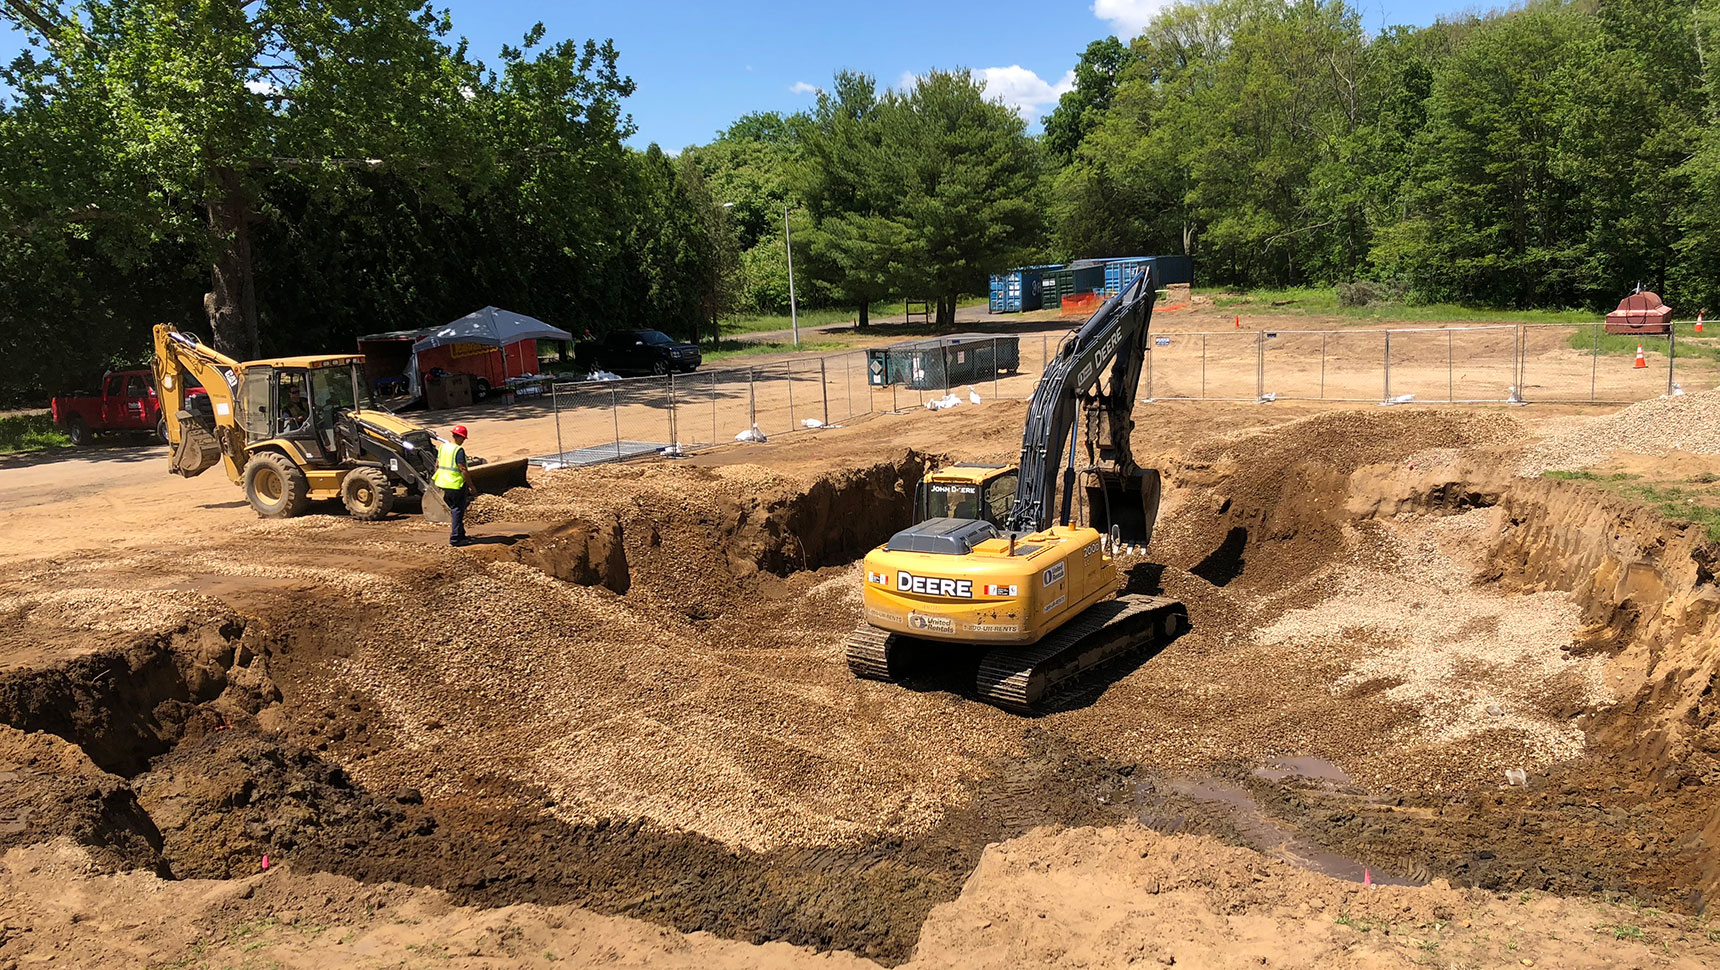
[204,167,259,360]
[857,303,869,329]
[936,294,956,327]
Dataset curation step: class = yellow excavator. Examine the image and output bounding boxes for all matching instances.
[847,269,1186,712]
[151,324,527,519]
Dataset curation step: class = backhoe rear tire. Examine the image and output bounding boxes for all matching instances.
[243,451,311,519]
[340,467,395,521]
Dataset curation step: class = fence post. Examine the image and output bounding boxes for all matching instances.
[1517,325,1526,398]
[610,386,621,459]
[711,371,718,445]
[1146,341,1154,401]
[820,357,830,426]
[552,380,564,462]
[942,343,953,395]
[1320,332,1327,400]
[1590,323,1599,403]
[1255,330,1264,401]
[1669,327,1677,395]
[748,367,757,429]
[1201,333,1207,399]
[1447,329,1454,403]
[1383,330,1392,402]
[845,352,854,420]
[786,359,795,427]
[666,372,676,449]
[992,338,1000,402]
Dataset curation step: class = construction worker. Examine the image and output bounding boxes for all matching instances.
[435,425,473,546]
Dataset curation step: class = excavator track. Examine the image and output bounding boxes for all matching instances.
[973,594,1185,714]
[844,624,900,681]
[847,594,1186,713]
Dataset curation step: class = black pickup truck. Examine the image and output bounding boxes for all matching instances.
[574,329,702,376]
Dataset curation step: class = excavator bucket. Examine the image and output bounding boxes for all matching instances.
[1084,468,1162,547]
[169,411,222,478]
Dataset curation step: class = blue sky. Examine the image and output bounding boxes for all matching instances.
[3,0,1465,151]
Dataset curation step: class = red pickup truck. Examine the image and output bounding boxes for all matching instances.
[50,369,202,446]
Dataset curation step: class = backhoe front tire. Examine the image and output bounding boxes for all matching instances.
[243,452,311,519]
[340,467,395,521]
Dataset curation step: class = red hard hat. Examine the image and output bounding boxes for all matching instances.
[451,425,469,438]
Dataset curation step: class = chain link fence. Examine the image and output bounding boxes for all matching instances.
[529,324,1717,467]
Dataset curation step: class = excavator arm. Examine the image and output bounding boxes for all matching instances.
[151,325,246,481]
[1006,266,1159,545]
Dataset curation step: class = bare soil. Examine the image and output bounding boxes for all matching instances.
[2,395,1719,968]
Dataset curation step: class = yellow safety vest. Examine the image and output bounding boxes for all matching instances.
[433,441,466,489]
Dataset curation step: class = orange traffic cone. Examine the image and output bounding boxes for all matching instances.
[1697,311,1705,334]
[1234,315,1241,329]
[1634,345,1648,368]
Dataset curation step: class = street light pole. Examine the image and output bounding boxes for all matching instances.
[784,204,799,347]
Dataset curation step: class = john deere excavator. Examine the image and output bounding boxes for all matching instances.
[847,268,1186,712]
[152,324,527,519]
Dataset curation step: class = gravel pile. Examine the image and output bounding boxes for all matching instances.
[1254,509,1608,766]
[1518,389,1720,475]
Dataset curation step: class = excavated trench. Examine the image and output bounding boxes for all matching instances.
[4,426,1720,960]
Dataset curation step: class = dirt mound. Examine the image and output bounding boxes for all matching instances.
[1154,409,1522,594]
[0,618,272,776]
[0,725,165,875]
[7,823,1720,969]
[912,823,1720,969]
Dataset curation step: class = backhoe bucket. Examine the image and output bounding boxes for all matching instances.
[169,411,222,478]
[467,457,530,495]
[1084,468,1161,547]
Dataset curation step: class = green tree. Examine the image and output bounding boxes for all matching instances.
[1042,37,1134,161]
[882,70,1046,324]
[0,0,506,357]
[797,71,900,327]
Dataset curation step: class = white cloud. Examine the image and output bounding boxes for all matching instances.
[1091,0,1169,37]
[245,78,279,96]
[975,65,1076,120]
[788,80,817,95]
[895,71,919,94]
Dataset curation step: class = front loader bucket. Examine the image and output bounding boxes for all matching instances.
[1084,468,1162,547]
[421,484,452,524]
[467,457,530,496]
[169,411,222,478]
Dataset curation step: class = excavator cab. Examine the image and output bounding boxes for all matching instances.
[914,464,1019,529]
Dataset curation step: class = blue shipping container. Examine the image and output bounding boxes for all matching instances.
[1102,257,1154,296]
[988,267,1047,313]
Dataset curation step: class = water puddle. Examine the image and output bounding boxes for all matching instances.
[1250,755,1352,786]
[1137,758,1423,887]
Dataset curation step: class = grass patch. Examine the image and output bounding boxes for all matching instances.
[715,296,990,340]
[702,340,846,363]
[1563,329,1720,363]
[0,412,72,454]
[1212,286,1596,324]
[1542,470,1720,542]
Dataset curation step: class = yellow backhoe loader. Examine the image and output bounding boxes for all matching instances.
[152,324,528,519]
[848,269,1186,712]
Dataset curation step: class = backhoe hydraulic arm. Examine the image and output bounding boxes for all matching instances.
[151,324,245,481]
